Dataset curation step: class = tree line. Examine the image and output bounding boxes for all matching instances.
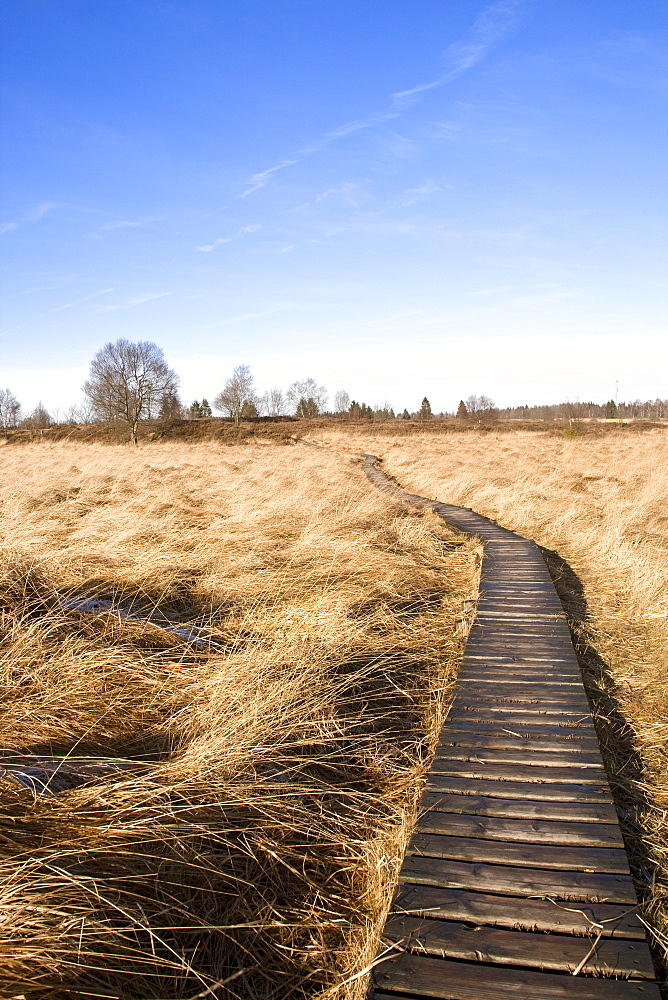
[2,338,666,440]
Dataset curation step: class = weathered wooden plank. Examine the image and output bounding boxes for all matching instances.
[400,855,637,903]
[392,885,645,938]
[457,673,583,686]
[462,649,580,660]
[465,636,577,648]
[456,681,588,697]
[415,809,623,846]
[457,671,583,684]
[450,700,592,716]
[442,719,599,739]
[452,681,586,696]
[425,774,613,802]
[439,732,602,753]
[382,914,655,977]
[447,709,594,726]
[449,701,590,716]
[371,954,661,998]
[466,632,574,644]
[454,687,589,703]
[408,832,629,874]
[429,759,609,785]
[434,747,604,768]
[459,656,580,669]
[420,791,619,824]
[455,679,587,694]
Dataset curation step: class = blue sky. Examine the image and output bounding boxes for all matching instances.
[1,0,666,415]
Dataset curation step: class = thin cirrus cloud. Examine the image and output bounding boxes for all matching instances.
[52,287,114,312]
[402,179,441,205]
[197,302,293,329]
[101,291,174,311]
[93,219,150,238]
[195,223,262,251]
[0,201,55,235]
[238,0,526,199]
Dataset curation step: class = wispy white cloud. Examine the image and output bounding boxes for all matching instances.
[238,0,526,198]
[312,181,366,207]
[395,0,524,100]
[402,180,440,206]
[93,219,151,238]
[196,236,234,252]
[198,303,293,329]
[472,284,515,296]
[0,201,55,235]
[195,224,261,251]
[52,287,114,312]
[240,160,298,198]
[102,291,173,311]
[434,120,463,142]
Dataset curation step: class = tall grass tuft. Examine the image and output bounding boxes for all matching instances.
[0,442,478,998]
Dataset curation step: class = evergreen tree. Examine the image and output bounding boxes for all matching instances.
[419,397,432,420]
[605,399,618,418]
[456,399,468,419]
[401,408,410,420]
[159,391,183,420]
[200,399,212,417]
[189,400,203,419]
[241,399,259,418]
[296,396,318,418]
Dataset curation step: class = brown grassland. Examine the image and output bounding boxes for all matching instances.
[0,440,479,999]
[319,424,668,980]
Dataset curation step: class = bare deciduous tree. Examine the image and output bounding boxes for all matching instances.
[83,339,179,445]
[0,388,22,429]
[465,394,497,424]
[63,400,94,424]
[287,378,327,417]
[25,402,52,429]
[260,387,287,417]
[374,401,395,420]
[333,390,350,415]
[213,365,256,427]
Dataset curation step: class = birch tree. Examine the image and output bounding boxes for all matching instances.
[83,339,179,445]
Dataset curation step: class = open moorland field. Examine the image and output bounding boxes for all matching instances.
[318,425,668,976]
[0,441,479,999]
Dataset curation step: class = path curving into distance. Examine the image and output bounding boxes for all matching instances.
[362,456,660,999]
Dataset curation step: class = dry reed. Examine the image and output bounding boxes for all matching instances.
[0,441,479,999]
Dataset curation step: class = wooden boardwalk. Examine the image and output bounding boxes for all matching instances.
[362,456,660,1000]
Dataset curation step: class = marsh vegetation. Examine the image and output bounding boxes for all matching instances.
[0,441,478,998]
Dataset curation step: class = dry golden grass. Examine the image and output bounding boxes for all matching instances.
[0,441,479,999]
[320,426,668,971]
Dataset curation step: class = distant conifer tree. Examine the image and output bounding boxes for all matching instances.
[457,399,468,419]
[419,397,432,420]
